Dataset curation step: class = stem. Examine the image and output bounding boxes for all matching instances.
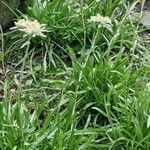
[140,0,145,16]
[0,25,5,76]
[18,38,31,97]
[81,5,87,59]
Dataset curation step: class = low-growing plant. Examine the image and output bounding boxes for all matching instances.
[0,0,150,149]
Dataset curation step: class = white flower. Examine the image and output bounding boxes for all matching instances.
[88,13,111,25]
[11,19,48,37]
[15,19,26,27]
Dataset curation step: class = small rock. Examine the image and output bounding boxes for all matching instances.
[141,11,150,26]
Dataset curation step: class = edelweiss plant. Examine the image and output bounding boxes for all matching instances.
[88,13,111,28]
[11,19,47,38]
[10,18,48,91]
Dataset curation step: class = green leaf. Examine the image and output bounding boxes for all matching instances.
[0,52,4,62]
[34,65,42,71]
[147,115,150,128]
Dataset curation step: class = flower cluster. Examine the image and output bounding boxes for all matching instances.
[11,19,47,37]
[88,13,111,27]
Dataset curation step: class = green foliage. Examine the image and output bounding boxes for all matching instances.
[0,0,150,149]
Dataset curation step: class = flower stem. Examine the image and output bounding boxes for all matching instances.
[18,38,31,98]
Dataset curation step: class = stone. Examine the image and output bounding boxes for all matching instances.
[0,0,26,29]
[141,11,150,26]
[134,11,150,27]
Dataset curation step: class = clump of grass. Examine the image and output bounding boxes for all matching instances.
[0,0,150,149]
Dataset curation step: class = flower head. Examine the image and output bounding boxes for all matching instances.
[88,13,111,25]
[11,19,47,37]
